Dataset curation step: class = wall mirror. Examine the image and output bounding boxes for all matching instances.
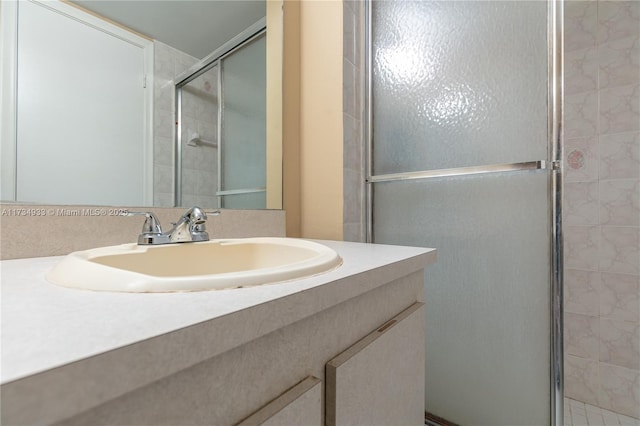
[0,0,282,210]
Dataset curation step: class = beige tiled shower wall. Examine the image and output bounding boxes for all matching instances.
[179,69,219,208]
[153,41,195,206]
[563,1,640,419]
[342,0,366,243]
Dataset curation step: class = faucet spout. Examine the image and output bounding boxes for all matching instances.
[184,206,207,225]
[168,207,209,243]
[129,207,218,245]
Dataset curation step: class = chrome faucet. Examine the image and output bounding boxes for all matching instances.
[127,207,219,245]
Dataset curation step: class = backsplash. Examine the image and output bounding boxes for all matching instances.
[563,0,639,419]
[0,205,285,260]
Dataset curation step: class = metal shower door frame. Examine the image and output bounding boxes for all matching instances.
[174,20,266,207]
[363,0,564,424]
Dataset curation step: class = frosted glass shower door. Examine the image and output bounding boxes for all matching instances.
[369,1,553,425]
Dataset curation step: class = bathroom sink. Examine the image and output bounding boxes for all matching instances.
[46,238,342,292]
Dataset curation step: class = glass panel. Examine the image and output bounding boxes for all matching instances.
[180,65,219,208]
[221,191,266,210]
[372,1,548,175]
[373,172,550,425]
[221,35,267,196]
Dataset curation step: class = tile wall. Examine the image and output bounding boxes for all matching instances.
[564,1,640,419]
[179,69,219,208]
[343,0,366,243]
[153,41,219,208]
[565,397,640,426]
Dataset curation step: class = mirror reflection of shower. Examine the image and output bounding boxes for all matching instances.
[175,20,267,209]
[187,133,217,148]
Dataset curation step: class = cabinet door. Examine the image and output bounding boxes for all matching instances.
[236,376,322,426]
[326,302,425,426]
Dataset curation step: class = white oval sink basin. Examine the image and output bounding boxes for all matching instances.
[46,238,342,293]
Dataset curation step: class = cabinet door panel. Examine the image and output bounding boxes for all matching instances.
[237,376,322,426]
[326,303,425,426]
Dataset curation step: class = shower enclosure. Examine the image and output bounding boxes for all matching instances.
[364,1,563,425]
[175,22,266,209]
[563,1,640,422]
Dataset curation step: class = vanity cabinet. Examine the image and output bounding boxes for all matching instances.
[1,241,435,426]
[48,274,426,426]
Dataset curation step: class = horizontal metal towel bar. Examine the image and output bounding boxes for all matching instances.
[216,187,266,196]
[368,161,548,183]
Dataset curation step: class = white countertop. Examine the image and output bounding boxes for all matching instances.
[1,239,435,386]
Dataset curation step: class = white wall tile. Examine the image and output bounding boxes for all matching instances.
[565,1,598,52]
[565,182,600,225]
[598,1,640,44]
[586,406,606,426]
[565,137,599,182]
[600,272,640,322]
[153,42,176,80]
[601,407,622,426]
[153,136,174,168]
[599,180,640,227]
[599,132,640,180]
[565,355,601,406]
[154,165,173,195]
[154,108,174,139]
[566,91,599,138]
[599,84,640,135]
[619,413,640,426]
[566,46,599,95]
[600,227,640,275]
[600,319,640,370]
[566,312,601,360]
[598,363,640,419]
[343,0,365,243]
[565,0,640,417]
[566,269,601,316]
[599,36,640,89]
[565,226,601,271]
[153,192,174,208]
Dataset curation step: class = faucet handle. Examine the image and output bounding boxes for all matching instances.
[199,210,221,232]
[125,211,163,234]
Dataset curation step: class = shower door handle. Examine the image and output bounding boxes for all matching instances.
[367,160,549,183]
